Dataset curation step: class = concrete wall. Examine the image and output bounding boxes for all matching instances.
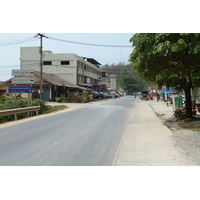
[20,46,40,60]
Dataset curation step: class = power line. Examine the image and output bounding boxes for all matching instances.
[0,37,38,46]
[0,34,132,48]
[48,36,132,48]
[0,34,132,80]
[86,55,130,59]
[0,64,20,68]
[0,62,42,68]
[0,36,35,43]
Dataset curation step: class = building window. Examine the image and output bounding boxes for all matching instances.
[43,61,52,65]
[61,61,70,65]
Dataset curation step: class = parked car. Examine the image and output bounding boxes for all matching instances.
[102,92,112,98]
[99,92,106,99]
[93,91,104,100]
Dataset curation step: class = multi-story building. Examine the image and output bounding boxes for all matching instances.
[20,47,102,88]
[109,74,117,90]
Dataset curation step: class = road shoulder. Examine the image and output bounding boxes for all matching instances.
[113,99,197,166]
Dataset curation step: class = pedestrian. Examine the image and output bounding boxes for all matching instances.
[156,93,160,102]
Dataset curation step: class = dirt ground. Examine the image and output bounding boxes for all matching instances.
[165,120,200,131]
[156,112,200,131]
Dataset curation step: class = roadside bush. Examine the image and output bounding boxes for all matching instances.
[87,94,93,102]
[32,99,49,114]
[0,99,50,123]
[0,99,26,110]
[173,108,186,120]
[0,96,11,104]
[65,91,93,103]
[55,95,66,103]
[0,99,28,122]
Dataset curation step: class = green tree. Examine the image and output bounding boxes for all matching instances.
[129,33,200,118]
[102,62,150,91]
[120,75,146,93]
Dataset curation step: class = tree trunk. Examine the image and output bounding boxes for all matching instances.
[184,85,192,118]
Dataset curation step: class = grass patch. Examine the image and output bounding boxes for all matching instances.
[45,105,68,114]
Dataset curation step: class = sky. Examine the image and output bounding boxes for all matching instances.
[0,33,134,81]
[1,0,199,82]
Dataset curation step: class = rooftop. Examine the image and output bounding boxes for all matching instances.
[110,74,117,77]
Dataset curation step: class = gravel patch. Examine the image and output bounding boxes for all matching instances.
[149,101,200,165]
[171,130,200,165]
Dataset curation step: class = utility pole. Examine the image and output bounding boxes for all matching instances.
[35,33,48,100]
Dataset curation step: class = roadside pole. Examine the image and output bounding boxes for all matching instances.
[35,33,48,100]
[28,84,33,116]
[27,93,30,117]
[14,84,16,104]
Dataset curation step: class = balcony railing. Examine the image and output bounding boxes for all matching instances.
[77,81,92,87]
[78,68,98,79]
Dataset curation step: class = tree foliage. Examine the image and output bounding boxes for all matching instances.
[119,75,146,93]
[102,62,149,92]
[129,33,200,117]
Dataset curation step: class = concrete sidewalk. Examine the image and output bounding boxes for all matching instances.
[114,98,197,166]
[148,99,200,121]
[148,99,176,122]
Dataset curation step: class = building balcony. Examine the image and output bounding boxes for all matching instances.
[77,81,92,87]
[78,68,98,79]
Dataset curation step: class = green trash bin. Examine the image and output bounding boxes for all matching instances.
[175,96,183,109]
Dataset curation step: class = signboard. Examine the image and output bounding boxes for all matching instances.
[98,81,107,85]
[12,69,34,77]
[8,86,32,93]
[102,72,106,78]
[12,77,34,84]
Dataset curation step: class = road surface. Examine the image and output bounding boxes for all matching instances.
[0,96,196,166]
[0,97,133,166]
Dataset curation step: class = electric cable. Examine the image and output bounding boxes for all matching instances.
[0,37,38,46]
[0,63,39,68]
[0,34,132,80]
[48,36,132,48]
[0,36,34,43]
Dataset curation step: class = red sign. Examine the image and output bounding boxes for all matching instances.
[102,72,106,78]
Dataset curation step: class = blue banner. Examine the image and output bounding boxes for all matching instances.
[9,86,32,93]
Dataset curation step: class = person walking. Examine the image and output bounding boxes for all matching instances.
[156,93,160,102]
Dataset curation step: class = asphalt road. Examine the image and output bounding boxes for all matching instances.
[0,97,134,166]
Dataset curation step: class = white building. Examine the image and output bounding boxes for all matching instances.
[109,74,117,90]
[20,47,102,88]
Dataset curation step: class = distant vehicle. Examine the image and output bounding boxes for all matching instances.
[99,92,106,99]
[93,91,104,100]
[140,91,150,100]
[102,92,112,98]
